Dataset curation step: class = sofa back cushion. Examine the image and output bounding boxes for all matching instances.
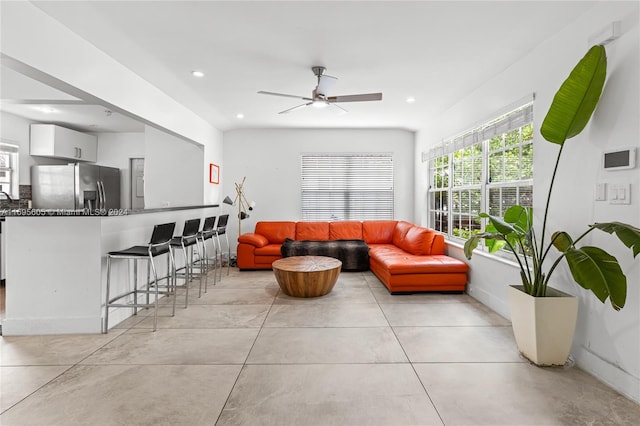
[296,222,330,240]
[363,221,397,244]
[255,221,296,243]
[391,221,414,248]
[329,221,363,240]
[400,225,439,255]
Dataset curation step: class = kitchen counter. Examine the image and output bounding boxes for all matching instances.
[0,204,218,217]
[2,204,219,335]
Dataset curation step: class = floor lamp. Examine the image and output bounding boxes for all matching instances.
[223,176,254,236]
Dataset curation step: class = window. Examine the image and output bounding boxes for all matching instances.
[427,101,533,241]
[0,142,19,200]
[301,154,393,221]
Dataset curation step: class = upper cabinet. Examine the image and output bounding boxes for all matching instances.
[30,124,97,162]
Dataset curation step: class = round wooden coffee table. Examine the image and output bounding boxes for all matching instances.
[272,256,342,298]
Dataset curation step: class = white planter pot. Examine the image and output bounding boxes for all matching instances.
[508,285,578,366]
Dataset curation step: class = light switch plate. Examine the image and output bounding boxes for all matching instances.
[609,183,631,205]
[595,183,607,201]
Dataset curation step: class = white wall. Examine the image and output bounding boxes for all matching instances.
[223,128,415,245]
[416,2,640,402]
[0,112,69,184]
[144,125,204,208]
[203,130,224,205]
[96,132,145,209]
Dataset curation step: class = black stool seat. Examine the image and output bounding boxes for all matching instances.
[170,235,198,247]
[109,245,171,257]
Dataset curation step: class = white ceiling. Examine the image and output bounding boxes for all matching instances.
[3,1,597,133]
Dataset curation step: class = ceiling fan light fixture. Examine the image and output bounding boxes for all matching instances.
[312,100,329,109]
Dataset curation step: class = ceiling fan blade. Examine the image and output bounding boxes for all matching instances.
[328,103,348,114]
[258,91,312,101]
[327,93,383,103]
[316,75,337,96]
[278,102,313,114]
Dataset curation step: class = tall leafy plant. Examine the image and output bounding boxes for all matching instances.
[464,45,640,310]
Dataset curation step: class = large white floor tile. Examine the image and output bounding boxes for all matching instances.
[218,364,443,425]
[394,325,524,363]
[81,328,259,365]
[133,304,270,329]
[1,366,69,413]
[247,327,407,364]
[264,303,388,327]
[415,363,640,425]
[381,302,510,326]
[0,331,124,366]
[0,365,242,426]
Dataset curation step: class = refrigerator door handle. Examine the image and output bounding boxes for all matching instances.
[97,181,104,210]
[100,180,107,210]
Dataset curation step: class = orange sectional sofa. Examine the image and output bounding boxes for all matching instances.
[237,220,468,293]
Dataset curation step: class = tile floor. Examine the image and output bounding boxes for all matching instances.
[1,269,639,425]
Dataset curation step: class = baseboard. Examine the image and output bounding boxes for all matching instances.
[467,283,510,319]
[573,346,640,404]
[2,316,101,335]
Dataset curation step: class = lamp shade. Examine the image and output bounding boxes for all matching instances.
[248,201,256,211]
[239,211,250,220]
[223,196,234,205]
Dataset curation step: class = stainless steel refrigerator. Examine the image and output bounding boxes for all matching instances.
[31,163,121,210]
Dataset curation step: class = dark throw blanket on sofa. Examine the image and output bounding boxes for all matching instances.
[280,238,370,271]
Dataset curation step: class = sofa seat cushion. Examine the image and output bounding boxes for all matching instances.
[254,244,284,256]
[370,245,468,274]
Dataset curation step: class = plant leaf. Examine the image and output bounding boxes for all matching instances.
[564,246,626,310]
[552,231,573,252]
[504,205,533,234]
[485,214,518,236]
[540,45,607,145]
[591,222,640,258]
[463,232,505,259]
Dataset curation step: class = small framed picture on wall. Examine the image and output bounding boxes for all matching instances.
[209,163,220,184]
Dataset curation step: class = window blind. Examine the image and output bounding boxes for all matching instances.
[426,98,534,161]
[301,154,393,221]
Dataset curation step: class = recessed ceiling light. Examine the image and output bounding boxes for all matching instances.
[236,113,244,119]
[406,97,416,103]
[191,70,205,78]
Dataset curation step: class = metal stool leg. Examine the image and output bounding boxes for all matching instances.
[104,256,112,333]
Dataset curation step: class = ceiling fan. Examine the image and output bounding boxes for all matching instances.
[258,66,382,114]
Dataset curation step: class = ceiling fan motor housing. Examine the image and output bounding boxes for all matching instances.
[311,66,326,77]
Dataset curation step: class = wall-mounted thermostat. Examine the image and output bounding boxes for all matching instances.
[603,147,636,171]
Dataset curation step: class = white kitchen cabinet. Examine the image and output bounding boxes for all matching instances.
[30,124,97,162]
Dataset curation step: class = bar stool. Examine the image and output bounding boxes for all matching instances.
[170,218,203,302]
[104,222,176,333]
[214,214,231,278]
[196,216,217,292]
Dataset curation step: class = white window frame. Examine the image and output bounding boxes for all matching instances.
[426,100,534,246]
[301,153,394,221]
[0,141,19,200]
